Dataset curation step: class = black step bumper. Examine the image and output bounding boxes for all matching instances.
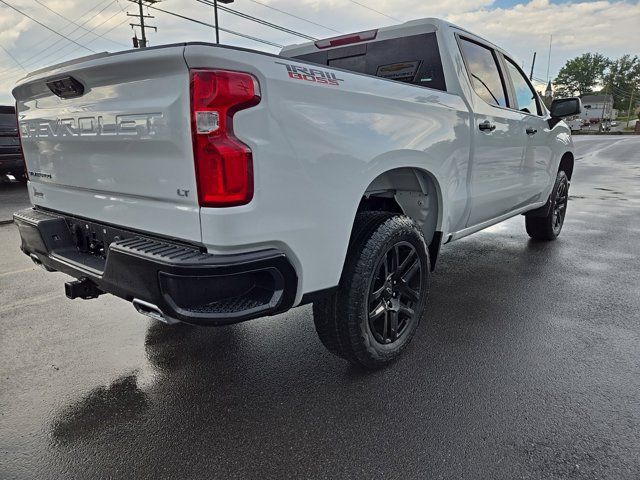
[13,208,298,326]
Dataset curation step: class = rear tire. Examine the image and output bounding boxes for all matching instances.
[525,170,569,241]
[313,212,430,369]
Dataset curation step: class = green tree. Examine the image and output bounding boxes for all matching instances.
[554,53,609,97]
[603,54,640,111]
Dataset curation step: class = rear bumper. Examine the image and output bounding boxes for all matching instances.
[13,207,298,325]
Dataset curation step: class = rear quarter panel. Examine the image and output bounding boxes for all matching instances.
[185,45,471,302]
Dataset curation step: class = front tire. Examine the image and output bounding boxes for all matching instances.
[313,213,430,369]
[525,170,569,241]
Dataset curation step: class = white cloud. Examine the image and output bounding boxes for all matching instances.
[448,0,640,81]
[1,0,639,103]
[0,9,30,49]
[298,0,495,15]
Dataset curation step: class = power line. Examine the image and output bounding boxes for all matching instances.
[0,0,96,53]
[0,3,125,78]
[246,0,343,34]
[33,14,132,74]
[535,73,637,96]
[0,44,27,71]
[604,82,639,96]
[215,4,316,41]
[8,0,107,62]
[145,3,284,48]
[1,12,131,84]
[3,0,294,80]
[197,0,316,41]
[31,0,128,48]
[6,3,127,76]
[216,3,316,40]
[348,0,402,22]
[0,0,118,76]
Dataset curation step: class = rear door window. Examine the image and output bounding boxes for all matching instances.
[292,32,446,91]
[458,38,508,107]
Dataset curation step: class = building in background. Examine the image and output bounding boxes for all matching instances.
[581,94,614,123]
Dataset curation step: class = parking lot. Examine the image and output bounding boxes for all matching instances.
[1,136,639,479]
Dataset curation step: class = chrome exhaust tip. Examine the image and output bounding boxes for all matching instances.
[30,253,55,272]
[132,299,180,325]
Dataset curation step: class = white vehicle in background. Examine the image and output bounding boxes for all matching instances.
[12,18,580,368]
[568,117,584,132]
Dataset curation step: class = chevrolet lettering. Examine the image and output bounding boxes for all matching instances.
[20,113,165,138]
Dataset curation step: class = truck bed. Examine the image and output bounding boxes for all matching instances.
[14,39,470,298]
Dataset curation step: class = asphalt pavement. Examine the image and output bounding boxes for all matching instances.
[0,180,29,223]
[1,136,639,479]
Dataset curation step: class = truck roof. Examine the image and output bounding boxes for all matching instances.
[280,17,505,59]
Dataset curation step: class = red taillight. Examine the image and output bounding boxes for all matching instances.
[314,29,377,49]
[190,69,260,207]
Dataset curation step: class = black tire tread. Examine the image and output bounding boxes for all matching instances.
[525,170,568,241]
[313,211,393,359]
[313,212,429,368]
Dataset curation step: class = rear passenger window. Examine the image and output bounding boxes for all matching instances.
[458,38,507,107]
[292,33,447,91]
[505,57,541,115]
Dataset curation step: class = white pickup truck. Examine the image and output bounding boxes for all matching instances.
[13,18,580,368]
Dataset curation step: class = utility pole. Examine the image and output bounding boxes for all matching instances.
[626,89,636,129]
[214,0,219,44]
[212,0,234,44]
[546,35,552,83]
[598,86,607,132]
[599,84,610,132]
[529,52,536,81]
[128,0,160,48]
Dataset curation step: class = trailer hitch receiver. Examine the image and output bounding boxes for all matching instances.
[65,277,103,300]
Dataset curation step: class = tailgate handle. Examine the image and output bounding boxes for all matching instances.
[46,76,85,99]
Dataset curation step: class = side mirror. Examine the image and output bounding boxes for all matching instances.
[550,97,582,118]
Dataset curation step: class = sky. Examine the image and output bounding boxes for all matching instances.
[1,0,639,104]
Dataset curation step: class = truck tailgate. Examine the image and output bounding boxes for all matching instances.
[13,46,201,243]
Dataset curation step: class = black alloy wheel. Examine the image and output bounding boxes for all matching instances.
[552,177,568,235]
[313,213,430,368]
[367,241,422,345]
[525,170,570,241]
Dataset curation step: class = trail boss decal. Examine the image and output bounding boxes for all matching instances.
[275,62,344,86]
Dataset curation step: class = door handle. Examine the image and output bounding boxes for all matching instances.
[479,120,496,132]
[526,127,537,135]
